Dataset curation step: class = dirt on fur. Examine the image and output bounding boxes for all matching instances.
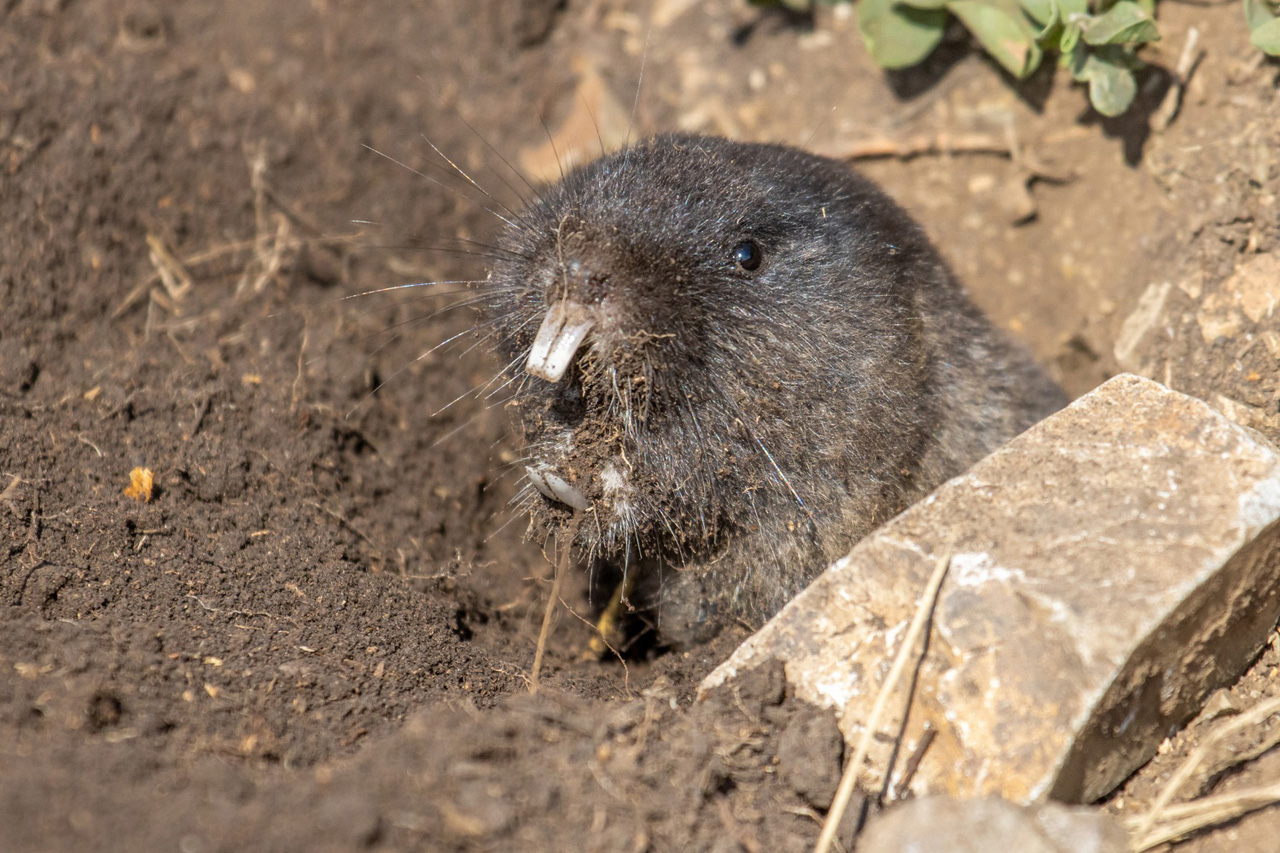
[3,1,1279,851]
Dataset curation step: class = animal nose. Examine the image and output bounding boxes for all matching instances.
[526,299,596,382]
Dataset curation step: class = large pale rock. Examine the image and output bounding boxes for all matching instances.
[858,796,1128,853]
[702,374,1280,803]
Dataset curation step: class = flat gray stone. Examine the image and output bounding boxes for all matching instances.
[858,796,1129,853]
[702,374,1280,803]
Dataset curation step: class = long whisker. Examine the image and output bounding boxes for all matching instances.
[304,291,481,369]
[351,219,526,261]
[420,133,529,230]
[583,94,607,160]
[449,235,530,260]
[473,349,529,400]
[359,291,484,342]
[362,143,520,231]
[345,327,473,419]
[265,278,480,322]
[485,500,532,543]
[486,455,532,489]
[345,288,478,322]
[453,323,507,360]
[377,233,528,262]
[425,328,521,420]
[361,241,521,263]
[482,368,521,401]
[538,112,568,184]
[457,113,544,206]
[430,408,496,449]
[335,280,484,303]
[622,29,650,165]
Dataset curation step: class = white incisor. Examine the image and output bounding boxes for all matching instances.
[525,464,591,510]
[526,300,595,383]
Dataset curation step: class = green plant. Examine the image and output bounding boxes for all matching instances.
[1245,0,1280,54]
[755,0,1169,117]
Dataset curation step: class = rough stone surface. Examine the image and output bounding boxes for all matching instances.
[859,796,1129,853]
[1114,254,1280,441]
[702,374,1280,803]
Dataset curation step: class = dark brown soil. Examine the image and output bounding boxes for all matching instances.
[2,1,1278,850]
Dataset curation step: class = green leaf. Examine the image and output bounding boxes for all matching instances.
[948,0,1044,77]
[1031,0,1073,46]
[1072,50,1137,115]
[858,0,949,68]
[1059,19,1083,53]
[1064,36,1090,76]
[1244,0,1276,31]
[1017,0,1054,26]
[897,0,951,10]
[1056,0,1089,18]
[1034,19,1062,48]
[1245,0,1280,53]
[1080,0,1160,45]
[1090,65,1137,116]
[1251,16,1280,53]
[748,0,814,9]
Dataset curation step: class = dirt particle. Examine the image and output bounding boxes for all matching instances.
[123,467,155,503]
[86,691,124,732]
[722,659,787,709]
[777,705,845,810]
[440,780,516,839]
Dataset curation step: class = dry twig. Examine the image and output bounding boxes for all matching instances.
[824,133,1012,161]
[530,513,582,693]
[145,233,195,301]
[1152,27,1203,133]
[0,475,22,506]
[1131,694,1280,848]
[1132,781,1280,850]
[822,130,1073,190]
[813,553,952,853]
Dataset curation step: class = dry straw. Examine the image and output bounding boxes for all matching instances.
[813,553,951,853]
[1130,693,1280,849]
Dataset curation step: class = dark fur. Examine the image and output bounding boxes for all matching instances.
[482,134,1066,646]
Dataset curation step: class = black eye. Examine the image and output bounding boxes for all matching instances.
[732,240,762,271]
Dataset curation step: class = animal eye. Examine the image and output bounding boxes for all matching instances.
[732,240,762,271]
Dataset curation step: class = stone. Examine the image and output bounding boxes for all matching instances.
[1112,254,1280,441]
[1233,253,1280,324]
[702,374,1280,803]
[858,796,1129,853]
[1114,280,1173,372]
[1196,288,1246,344]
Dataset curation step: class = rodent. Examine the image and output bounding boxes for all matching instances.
[481,133,1067,648]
